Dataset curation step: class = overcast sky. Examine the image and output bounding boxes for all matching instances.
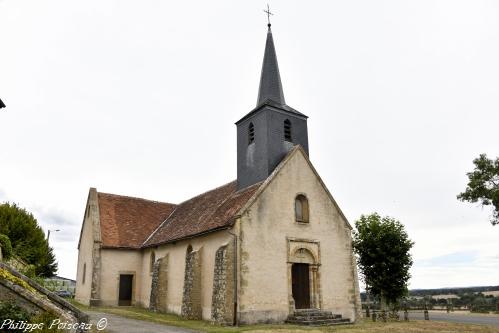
[1,0,498,289]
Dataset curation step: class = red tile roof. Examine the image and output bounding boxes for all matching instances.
[143,181,262,247]
[97,192,176,249]
[96,181,261,249]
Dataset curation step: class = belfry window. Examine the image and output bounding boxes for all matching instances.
[295,194,309,223]
[248,122,255,144]
[82,263,86,284]
[284,119,292,142]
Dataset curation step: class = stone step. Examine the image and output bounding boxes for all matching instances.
[285,318,351,326]
[294,311,333,315]
[288,315,339,321]
[286,309,351,326]
[290,313,340,319]
[294,308,329,313]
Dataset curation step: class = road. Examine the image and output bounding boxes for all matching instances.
[404,311,499,328]
[87,311,199,333]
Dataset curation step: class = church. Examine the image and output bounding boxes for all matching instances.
[75,22,362,325]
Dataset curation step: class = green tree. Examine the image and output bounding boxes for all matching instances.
[353,213,414,308]
[0,234,13,259]
[0,203,57,277]
[457,154,499,226]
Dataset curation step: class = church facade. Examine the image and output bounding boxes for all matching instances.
[75,24,361,325]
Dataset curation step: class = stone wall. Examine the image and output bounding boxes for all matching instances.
[0,263,89,333]
[98,249,142,306]
[211,244,234,324]
[75,188,100,306]
[149,254,168,312]
[149,260,160,311]
[181,248,202,319]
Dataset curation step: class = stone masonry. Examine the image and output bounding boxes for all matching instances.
[149,260,161,311]
[149,255,169,312]
[181,248,202,319]
[211,244,234,324]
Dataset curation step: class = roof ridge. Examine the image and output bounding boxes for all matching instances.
[97,191,176,206]
[142,204,179,247]
[141,180,237,248]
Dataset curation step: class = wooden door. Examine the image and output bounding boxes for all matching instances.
[118,274,133,306]
[292,263,310,309]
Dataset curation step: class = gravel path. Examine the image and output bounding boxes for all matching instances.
[87,311,199,333]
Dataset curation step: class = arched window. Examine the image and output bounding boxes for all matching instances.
[295,195,309,222]
[82,263,86,284]
[284,119,292,142]
[248,122,255,144]
[187,244,193,254]
[150,251,156,273]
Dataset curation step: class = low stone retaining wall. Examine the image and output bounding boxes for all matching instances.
[0,262,89,332]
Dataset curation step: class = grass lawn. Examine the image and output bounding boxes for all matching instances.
[70,301,499,333]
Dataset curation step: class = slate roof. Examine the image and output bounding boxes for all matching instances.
[257,25,285,106]
[235,25,307,125]
[143,181,262,247]
[97,192,176,249]
[235,99,307,125]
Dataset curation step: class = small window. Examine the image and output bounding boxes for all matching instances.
[150,251,156,273]
[295,194,309,222]
[187,245,193,254]
[284,119,292,142]
[82,263,86,284]
[248,123,255,144]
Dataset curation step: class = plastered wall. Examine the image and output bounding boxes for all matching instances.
[238,150,360,323]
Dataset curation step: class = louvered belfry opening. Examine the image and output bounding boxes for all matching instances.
[284,119,292,142]
[248,122,255,144]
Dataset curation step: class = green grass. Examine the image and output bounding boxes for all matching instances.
[80,305,307,333]
[70,301,499,333]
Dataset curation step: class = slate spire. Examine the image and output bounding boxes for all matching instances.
[257,24,285,106]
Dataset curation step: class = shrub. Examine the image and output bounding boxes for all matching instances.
[30,312,59,333]
[22,264,37,278]
[0,302,61,333]
[0,301,31,327]
[0,234,13,260]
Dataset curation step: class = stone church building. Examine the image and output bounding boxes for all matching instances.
[75,24,361,325]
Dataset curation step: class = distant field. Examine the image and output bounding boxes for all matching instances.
[483,291,499,297]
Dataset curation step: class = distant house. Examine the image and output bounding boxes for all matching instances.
[480,291,499,297]
[431,294,459,300]
[45,275,76,294]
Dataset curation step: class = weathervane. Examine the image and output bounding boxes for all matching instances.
[263,4,273,27]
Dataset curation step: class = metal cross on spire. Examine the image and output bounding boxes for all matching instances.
[263,4,273,27]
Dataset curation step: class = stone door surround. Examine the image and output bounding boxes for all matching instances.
[286,238,322,312]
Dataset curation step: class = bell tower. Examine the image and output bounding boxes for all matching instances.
[236,23,309,190]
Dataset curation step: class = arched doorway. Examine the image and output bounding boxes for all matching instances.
[292,263,310,309]
[289,247,320,310]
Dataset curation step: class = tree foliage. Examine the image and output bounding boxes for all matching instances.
[457,154,499,226]
[0,203,57,277]
[0,234,13,260]
[353,213,414,306]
